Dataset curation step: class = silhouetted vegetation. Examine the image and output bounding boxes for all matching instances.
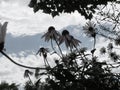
[22,26,120,90]
[28,0,119,19]
[1,1,120,90]
[0,82,18,90]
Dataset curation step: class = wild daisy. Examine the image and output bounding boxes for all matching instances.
[100,47,106,54]
[59,30,81,49]
[36,47,49,58]
[0,22,8,51]
[24,70,33,78]
[36,47,50,67]
[83,21,96,38]
[83,21,97,48]
[109,52,119,62]
[59,30,70,47]
[114,36,120,46]
[41,26,60,42]
[107,43,113,51]
[79,47,87,53]
[24,70,34,85]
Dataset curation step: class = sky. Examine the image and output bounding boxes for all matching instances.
[0,0,88,85]
[0,0,87,36]
[0,0,120,89]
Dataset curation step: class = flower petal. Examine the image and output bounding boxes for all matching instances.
[59,36,64,45]
[0,22,8,43]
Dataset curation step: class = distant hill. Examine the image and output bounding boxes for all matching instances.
[5,25,93,56]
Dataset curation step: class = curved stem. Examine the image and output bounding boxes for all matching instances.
[1,51,46,70]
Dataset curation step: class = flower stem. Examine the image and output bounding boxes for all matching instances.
[28,74,34,86]
[51,39,61,57]
[54,38,64,58]
[45,58,51,68]
[93,36,96,49]
[44,58,47,67]
[0,51,46,70]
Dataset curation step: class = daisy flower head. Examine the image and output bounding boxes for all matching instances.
[109,52,119,62]
[62,30,69,36]
[36,47,49,58]
[107,43,113,51]
[0,22,8,51]
[41,26,60,42]
[24,70,33,78]
[83,21,96,38]
[114,36,120,46]
[59,29,70,46]
[79,47,87,53]
[59,30,81,49]
[100,47,106,54]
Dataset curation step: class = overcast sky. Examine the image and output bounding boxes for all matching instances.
[0,0,87,36]
[0,0,88,84]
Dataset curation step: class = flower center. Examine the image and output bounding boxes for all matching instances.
[48,26,55,33]
[88,27,94,32]
[62,30,69,36]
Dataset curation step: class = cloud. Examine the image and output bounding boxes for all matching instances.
[0,0,91,85]
[0,0,30,5]
[0,49,59,84]
[0,52,43,83]
[0,0,86,36]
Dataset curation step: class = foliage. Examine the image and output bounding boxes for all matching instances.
[94,2,120,41]
[1,1,120,90]
[23,25,120,90]
[24,81,37,90]
[28,0,118,19]
[0,82,18,90]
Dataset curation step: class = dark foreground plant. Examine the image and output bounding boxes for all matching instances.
[0,21,120,90]
[23,26,120,90]
[0,82,18,90]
